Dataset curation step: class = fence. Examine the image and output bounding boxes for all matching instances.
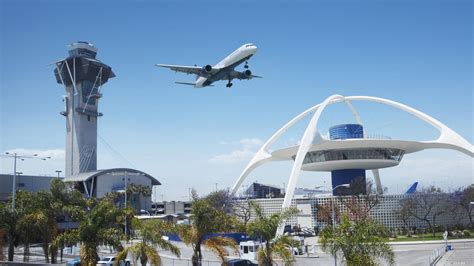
[428,245,446,266]
[160,257,221,266]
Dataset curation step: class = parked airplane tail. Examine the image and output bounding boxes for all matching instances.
[405,182,418,194]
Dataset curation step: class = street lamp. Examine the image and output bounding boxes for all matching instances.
[331,183,350,266]
[55,170,62,178]
[122,175,131,237]
[1,152,51,210]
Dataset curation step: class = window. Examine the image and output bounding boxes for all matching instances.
[81,80,98,105]
[244,246,248,254]
[303,148,405,164]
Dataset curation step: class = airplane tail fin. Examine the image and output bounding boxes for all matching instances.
[175,81,196,86]
[405,182,418,194]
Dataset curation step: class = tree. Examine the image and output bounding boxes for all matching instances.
[0,225,5,261]
[399,186,448,236]
[117,218,180,266]
[316,180,381,227]
[54,197,125,266]
[233,198,253,227]
[15,191,43,262]
[178,190,238,266]
[246,202,300,266]
[0,202,18,261]
[319,214,394,266]
[456,185,474,228]
[126,184,152,211]
[340,179,382,222]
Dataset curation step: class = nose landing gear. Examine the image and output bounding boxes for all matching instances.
[226,82,233,88]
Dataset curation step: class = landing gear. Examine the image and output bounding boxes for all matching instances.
[244,61,249,69]
[226,82,233,88]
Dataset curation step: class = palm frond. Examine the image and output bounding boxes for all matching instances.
[203,236,237,263]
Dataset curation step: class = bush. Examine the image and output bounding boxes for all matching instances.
[463,230,470,237]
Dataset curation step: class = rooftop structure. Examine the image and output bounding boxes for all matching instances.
[230,94,473,235]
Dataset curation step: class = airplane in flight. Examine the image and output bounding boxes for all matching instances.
[156,43,261,88]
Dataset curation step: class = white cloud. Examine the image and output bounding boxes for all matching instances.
[1,148,65,176]
[209,138,263,164]
[4,148,65,159]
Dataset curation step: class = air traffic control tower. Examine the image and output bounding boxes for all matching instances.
[53,42,115,177]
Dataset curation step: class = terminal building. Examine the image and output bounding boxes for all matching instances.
[235,192,469,234]
[244,182,283,199]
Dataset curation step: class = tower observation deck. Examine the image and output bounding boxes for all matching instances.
[53,42,115,177]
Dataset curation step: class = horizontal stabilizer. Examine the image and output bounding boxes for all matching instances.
[252,75,263,78]
[175,81,196,86]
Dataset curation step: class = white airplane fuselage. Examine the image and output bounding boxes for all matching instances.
[195,43,257,88]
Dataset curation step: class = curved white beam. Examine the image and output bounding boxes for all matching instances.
[344,96,473,156]
[230,103,322,195]
[372,169,383,194]
[281,95,344,208]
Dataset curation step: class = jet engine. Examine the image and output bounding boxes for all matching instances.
[242,69,252,79]
[202,65,213,73]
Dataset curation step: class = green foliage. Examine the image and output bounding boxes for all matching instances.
[116,218,180,266]
[0,179,87,263]
[463,230,471,237]
[178,190,238,266]
[246,202,300,266]
[0,202,19,261]
[319,214,394,266]
[55,197,125,266]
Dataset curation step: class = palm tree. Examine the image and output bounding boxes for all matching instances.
[319,214,394,265]
[0,202,18,261]
[178,190,239,266]
[54,197,125,266]
[0,226,5,261]
[246,202,300,266]
[116,218,180,266]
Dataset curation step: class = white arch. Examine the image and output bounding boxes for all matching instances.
[231,94,473,235]
[230,96,367,196]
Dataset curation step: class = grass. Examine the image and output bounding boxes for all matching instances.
[388,230,474,242]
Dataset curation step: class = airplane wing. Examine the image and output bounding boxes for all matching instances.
[228,70,263,80]
[155,64,202,75]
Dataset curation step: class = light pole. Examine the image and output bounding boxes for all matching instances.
[2,152,51,210]
[331,183,350,266]
[56,170,62,178]
[122,175,130,237]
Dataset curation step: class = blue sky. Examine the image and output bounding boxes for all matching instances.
[1,0,472,200]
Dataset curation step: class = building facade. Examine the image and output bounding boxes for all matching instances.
[236,193,470,233]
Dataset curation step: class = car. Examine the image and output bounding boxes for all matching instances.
[66,257,81,266]
[224,259,258,266]
[96,256,130,266]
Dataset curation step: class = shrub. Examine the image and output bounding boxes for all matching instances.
[463,230,470,237]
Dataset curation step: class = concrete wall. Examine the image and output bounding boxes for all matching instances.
[0,174,55,201]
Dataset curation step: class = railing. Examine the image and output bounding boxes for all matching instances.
[321,133,392,140]
[161,257,221,266]
[428,245,446,266]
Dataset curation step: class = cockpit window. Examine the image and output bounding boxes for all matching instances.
[245,43,255,47]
